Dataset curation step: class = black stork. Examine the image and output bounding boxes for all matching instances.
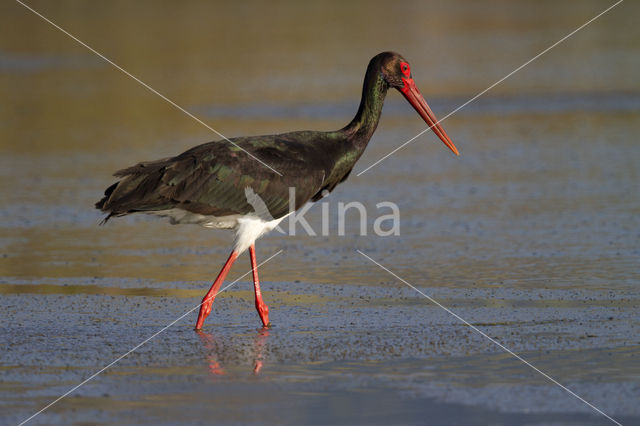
[96,51,459,330]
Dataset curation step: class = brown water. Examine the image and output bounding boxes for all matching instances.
[2,1,639,425]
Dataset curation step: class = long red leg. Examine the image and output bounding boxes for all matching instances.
[249,244,270,327]
[195,250,238,330]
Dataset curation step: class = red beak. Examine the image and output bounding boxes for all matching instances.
[399,77,459,156]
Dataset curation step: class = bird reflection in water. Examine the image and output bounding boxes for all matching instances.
[252,327,269,374]
[196,328,270,377]
[196,330,226,376]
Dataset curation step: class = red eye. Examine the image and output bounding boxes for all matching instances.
[400,62,410,76]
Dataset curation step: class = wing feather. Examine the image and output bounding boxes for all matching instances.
[96,133,333,222]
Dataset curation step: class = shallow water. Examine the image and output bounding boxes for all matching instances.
[2,1,640,425]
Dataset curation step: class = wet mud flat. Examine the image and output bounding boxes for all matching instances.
[2,1,640,424]
[2,98,639,425]
[2,104,640,424]
[1,277,639,425]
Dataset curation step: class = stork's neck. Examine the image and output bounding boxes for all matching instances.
[340,63,389,147]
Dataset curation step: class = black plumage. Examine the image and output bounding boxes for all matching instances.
[95,51,458,329]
